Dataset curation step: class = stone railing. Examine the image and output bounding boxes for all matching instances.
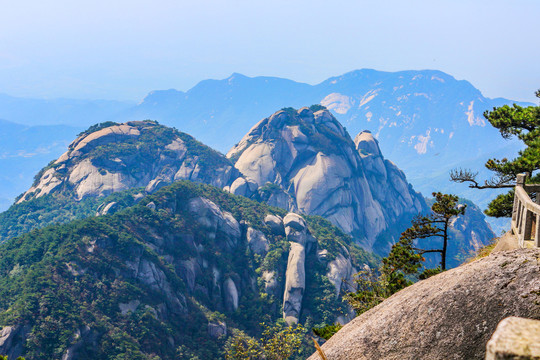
[485,316,540,359]
[511,173,540,248]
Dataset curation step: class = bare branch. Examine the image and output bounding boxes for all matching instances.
[449,168,480,187]
[450,168,514,189]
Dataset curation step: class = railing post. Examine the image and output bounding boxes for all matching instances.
[523,209,533,241]
[519,204,527,247]
[516,174,526,187]
[536,214,540,247]
[513,174,526,222]
[517,201,523,233]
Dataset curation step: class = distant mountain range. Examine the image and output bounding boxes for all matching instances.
[0,93,133,126]
[0,69,530,234]
[0,118,81,210]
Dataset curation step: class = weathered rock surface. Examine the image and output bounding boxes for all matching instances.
[283,242,306,325]
[282,212,317,325]
[246,227,269,255]
[224,277,239,312]
[19,121,241,202]
[227,108,427,252]
[264,214,285,236]
[486,317,540,360]
[0,325,30,359]
[355,131,423,221]
[188,197,241,248]
[308,248,540,360]
[208,321,227,339]
[96,201,118,216]
[326,251,357,297]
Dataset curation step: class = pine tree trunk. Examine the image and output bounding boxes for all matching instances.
[442,221,448,270]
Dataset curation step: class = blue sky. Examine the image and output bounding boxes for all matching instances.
[0,0,538,102]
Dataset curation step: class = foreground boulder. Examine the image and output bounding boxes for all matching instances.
[308,248,540,360]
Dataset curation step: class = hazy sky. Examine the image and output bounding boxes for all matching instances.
[1,0,538,102]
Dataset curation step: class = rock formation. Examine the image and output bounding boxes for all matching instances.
[18,120,241,203]
[307,248,540,360]
[227,107,427,252]
[282,213,316,325]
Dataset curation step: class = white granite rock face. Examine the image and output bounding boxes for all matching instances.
[188,197,241,248]
[228,108,427,252]
[283,241,306,325]
[224,278,239,311]
[19,121,241,203]
[282,212,317,325]
[327,252,357,297]
[246,227,270,255]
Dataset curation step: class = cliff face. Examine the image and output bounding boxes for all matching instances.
[18,120,240,203]
[0,181,374,359]
[227,107,427,252]
[307,248,540,360]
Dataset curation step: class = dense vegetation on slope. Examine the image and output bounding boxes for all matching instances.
[0,181,376,359]
[0,189,141,243]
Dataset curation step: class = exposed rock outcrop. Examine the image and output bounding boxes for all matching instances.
[282,212,316,325]
[0,325,30,359]
[223,277,239,312]
[208,321,227,339]
[246,227,269,255]
[264,214,285,236]
[227,107,427,252]
[188,197,241,249]
[326,251,357,297]
[355,131,423,221]
[308,248,540,360]
[19,121,241,203]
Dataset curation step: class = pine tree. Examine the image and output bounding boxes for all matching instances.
[345,192,465,315]
[450,89,540,217]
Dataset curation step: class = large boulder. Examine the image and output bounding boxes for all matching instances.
[246,227,270,255]
[308,248,540,360]
[264,214,285,236]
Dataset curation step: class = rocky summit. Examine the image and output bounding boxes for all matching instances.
[18,120,240,203]
[227,106,427,253]
[308,248,540,360]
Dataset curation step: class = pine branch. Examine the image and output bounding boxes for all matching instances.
[450,168,514,189]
